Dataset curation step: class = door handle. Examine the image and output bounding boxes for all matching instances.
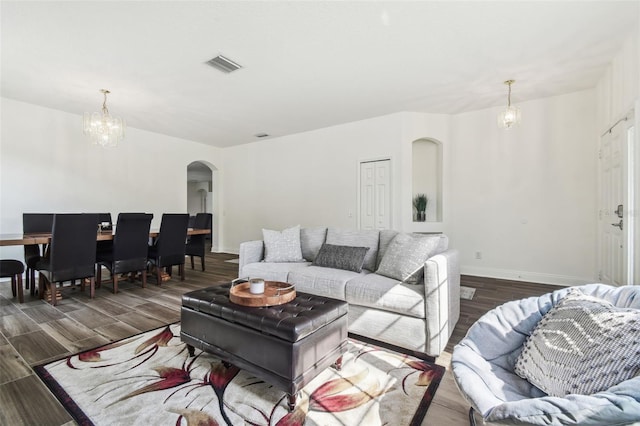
[611,219,623,230]
[614,204,624,218]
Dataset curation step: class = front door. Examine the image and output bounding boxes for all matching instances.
[598,115,634,285]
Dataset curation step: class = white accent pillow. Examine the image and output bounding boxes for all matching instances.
[262,225,304,263]
[375,233,440,283]
[514,289,640,397]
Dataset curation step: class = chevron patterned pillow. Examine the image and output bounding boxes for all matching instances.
[514,289,640,397]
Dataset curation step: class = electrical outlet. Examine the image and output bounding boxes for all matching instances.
[475,251,482,260]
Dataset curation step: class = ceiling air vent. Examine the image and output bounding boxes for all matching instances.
[205,55,242,73]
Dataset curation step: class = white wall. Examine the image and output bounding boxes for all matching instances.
[221,112,453,252]
[0,91,604,285]
[0,97,223,260]
[222,113,403,251]
[450,90,597,285]
[222,95,598,286]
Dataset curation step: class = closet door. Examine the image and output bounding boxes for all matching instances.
[360,160,391,230]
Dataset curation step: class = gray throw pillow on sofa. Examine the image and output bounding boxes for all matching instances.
[262,225,304,262]
[313,244,369,273]
[514,289,640,397]
[375,233,440,283]
[326,228,380,271]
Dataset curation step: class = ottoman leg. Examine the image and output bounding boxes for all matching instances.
[287,393,297,412]
[186,344,195,357]
[333,355,343,371]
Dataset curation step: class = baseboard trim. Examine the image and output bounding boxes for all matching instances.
[218,247,239,255]
[461,266,594,287]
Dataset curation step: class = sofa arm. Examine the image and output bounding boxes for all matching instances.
[238,240,264,276]
[423,248,460,356]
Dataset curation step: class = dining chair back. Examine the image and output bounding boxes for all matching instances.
[148,213,189,284]
[193,213,212,230]
[186,213,212,271]
[36,213,98,305]
[96,213,153,292]
[22,213,54,293]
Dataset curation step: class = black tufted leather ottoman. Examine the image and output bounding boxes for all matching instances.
[180,283,348,410]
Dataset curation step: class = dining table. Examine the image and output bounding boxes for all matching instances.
[0,228,211,247]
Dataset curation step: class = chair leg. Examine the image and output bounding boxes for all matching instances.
[50,282,57,306]
[89,276,95,299]
[10,277,17,297]
[38,273,45,300]
[97,265,103,289]
[30,269,36,295]
[25,268,30,290]
[141,270,146,288]
[180,263,185,281]
[190,255,194,270]
[200,255,205,272]
[16,275,24,304]
[112,274,118,294]
[156,267,162,286]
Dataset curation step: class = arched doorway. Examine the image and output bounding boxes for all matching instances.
[187,161,220,252]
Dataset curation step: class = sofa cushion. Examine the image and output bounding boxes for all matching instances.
[288,266,368,300]
[242,261,312,283]
[376,233,441,283]
[313,244,369,273]
[326,228,380,272]
[514,289,640,397]
[300,227,327,261]
[377,229,399,269]
[345,273,426,318]
[262,225,304,263]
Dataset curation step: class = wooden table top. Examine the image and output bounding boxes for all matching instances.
[0,228,210,247]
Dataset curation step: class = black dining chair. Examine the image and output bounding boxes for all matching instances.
[96,213,153,293]
[22,213,54,294]
[0,260,25,303]
[35,213,98,305]
[185,213,212,271]
[147,213,189,285]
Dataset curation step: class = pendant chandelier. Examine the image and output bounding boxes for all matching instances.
[83,89,125,147]
[497,80,521,129]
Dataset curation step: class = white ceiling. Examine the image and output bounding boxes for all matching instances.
[2,1,638,147]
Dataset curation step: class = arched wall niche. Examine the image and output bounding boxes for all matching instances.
[187,160,220,252]
[411,138,442,223]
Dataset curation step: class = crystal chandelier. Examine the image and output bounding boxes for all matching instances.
[497,80,521,129]
[83,89,125,147]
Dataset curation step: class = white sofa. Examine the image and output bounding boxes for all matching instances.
[238,227,460,357]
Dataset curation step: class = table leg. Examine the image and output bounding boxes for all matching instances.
[333,355,343,371]
[187,344,195,357]
[287,393,297,412]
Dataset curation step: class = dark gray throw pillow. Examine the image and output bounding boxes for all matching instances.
[312,244,369,273]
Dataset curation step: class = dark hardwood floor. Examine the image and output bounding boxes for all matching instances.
[0,251,560,426]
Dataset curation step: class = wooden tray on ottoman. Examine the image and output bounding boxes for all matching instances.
[230,281,296,307]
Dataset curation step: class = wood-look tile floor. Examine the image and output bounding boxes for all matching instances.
[0,251,560,426]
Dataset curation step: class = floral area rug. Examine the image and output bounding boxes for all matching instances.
[35,323,445,426]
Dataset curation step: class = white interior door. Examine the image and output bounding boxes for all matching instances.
[360,160,391,230]
[598,117,634,285]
